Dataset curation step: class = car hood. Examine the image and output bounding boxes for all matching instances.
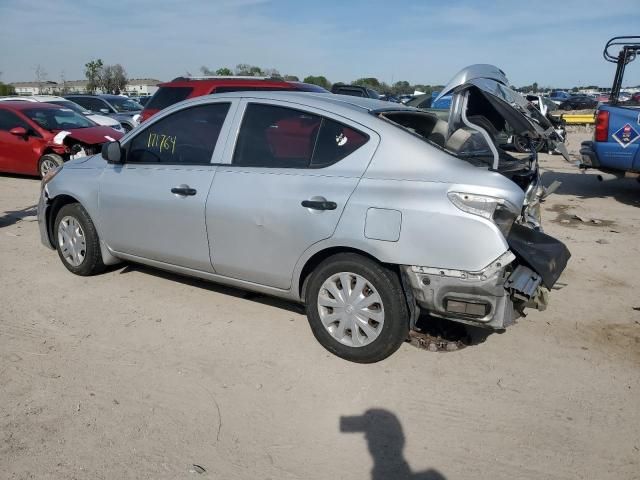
[437,64,569,162]
[58,126,123,145]
[86,113,120,127]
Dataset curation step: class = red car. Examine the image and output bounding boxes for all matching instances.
[141,76,329,122]
[0,101,123,177]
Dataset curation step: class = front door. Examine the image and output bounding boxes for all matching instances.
[0,109,41,175]
[207,100,377,289]
[99,101,236,272]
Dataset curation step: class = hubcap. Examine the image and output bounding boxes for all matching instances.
[57,216,86,267]
[317,272,385,347]
[40,158,58,177]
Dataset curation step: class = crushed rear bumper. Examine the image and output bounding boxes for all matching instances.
[403,225,570,329]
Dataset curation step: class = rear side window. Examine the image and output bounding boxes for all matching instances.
[127,103,230,164]
[233,103,368,169]
[145,86,193,111]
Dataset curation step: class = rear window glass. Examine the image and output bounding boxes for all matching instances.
[146,86,193,111]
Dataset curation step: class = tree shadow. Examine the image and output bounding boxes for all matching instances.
[0,205,37,229]
[340,409,446,480]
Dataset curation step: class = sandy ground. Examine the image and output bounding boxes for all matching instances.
[1,129,639,480]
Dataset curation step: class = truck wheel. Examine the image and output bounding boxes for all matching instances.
[54,203,105,276]
[38,154,63,178]
[305,253,409,363]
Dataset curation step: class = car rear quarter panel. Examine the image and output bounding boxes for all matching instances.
[299,128,523,274]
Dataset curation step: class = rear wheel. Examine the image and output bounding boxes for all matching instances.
[38,154,63,178]
[54,203,105,276]
[305,253,409,363]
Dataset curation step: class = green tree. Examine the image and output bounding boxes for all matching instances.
[0,82,15,95]
[235,64,263,76]
[532,82,538,93]
[392,80,412,95]
[303,75,331,90]
[352,77,381,90]
[200,66,215,75]
[215,67,233,76]
[84,59,104,94]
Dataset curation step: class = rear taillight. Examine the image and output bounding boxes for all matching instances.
[595,110,609,142]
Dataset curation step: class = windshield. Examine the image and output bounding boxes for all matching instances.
[48,100,91,115]
[107,97,142,112]
[24,107,96,130]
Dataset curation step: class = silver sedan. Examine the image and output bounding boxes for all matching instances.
[38,65,569,362]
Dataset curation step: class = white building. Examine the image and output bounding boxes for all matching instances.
[125,78,161,96]
[11,81,58,95]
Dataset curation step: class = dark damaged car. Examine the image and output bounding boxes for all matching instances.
[0,101,123,177]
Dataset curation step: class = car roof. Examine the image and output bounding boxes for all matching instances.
[159,76,292,88]
[0,101,62,111]
[182,91,413,119]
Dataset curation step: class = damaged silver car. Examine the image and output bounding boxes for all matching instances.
[37,64,570,363]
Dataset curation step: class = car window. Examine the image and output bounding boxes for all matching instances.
[233,103,368,169]
[49,100,91,115]
[23,107,95,130]
[310,119,369,168]
[107,97,142,112]
[0,110,31,131]
[72,97,105,112]
[146,87,193,111]
[126,103,230,165]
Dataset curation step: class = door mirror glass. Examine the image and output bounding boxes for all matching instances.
[102,141,122,163]
[9,126,27,136]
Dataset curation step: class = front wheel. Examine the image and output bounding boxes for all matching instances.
[54,203,105,276]
[305,253,409,363]
[38,154,63,178]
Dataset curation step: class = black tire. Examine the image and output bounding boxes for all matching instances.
[513,136,545,153]
[53,203,105,276]
[38,153,64,178]
[305,253,409,363]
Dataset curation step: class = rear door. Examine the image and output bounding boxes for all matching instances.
[206,99,378,289]
[99,100,236,271]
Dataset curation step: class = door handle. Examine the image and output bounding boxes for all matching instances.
[301,200,337,210]
[171,186,197,196]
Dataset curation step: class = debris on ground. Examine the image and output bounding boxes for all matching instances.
[407,316,472,352]
[189,464,206,474]
[596,239,610,244]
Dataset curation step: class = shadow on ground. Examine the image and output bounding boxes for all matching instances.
[117,263,305,315]
[341,409,446,480]
[541,169,640,208]
[0,205,37,229]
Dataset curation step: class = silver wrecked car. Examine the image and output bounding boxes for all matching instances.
[38,65,570,363]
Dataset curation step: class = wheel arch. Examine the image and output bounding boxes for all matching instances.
[297,246,399,302]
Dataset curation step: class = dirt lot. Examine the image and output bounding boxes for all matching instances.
[1,130,639,480]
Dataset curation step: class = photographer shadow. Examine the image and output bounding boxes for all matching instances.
[341,409,446,480]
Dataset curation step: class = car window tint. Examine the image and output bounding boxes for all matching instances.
[0,110,30,131]
[127,103,230,165]
[310,119,369,168]
[146,87,193,111]
[233,104,321,168]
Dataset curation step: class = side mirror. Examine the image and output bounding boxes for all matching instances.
[99,108,110,114]
[101,141,123,164]
[9,126,27,137]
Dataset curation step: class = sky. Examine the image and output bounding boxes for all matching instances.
[1,0,639,88]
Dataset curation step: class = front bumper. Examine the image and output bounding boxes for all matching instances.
[403,226,570,330]
[37,187,54,250]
